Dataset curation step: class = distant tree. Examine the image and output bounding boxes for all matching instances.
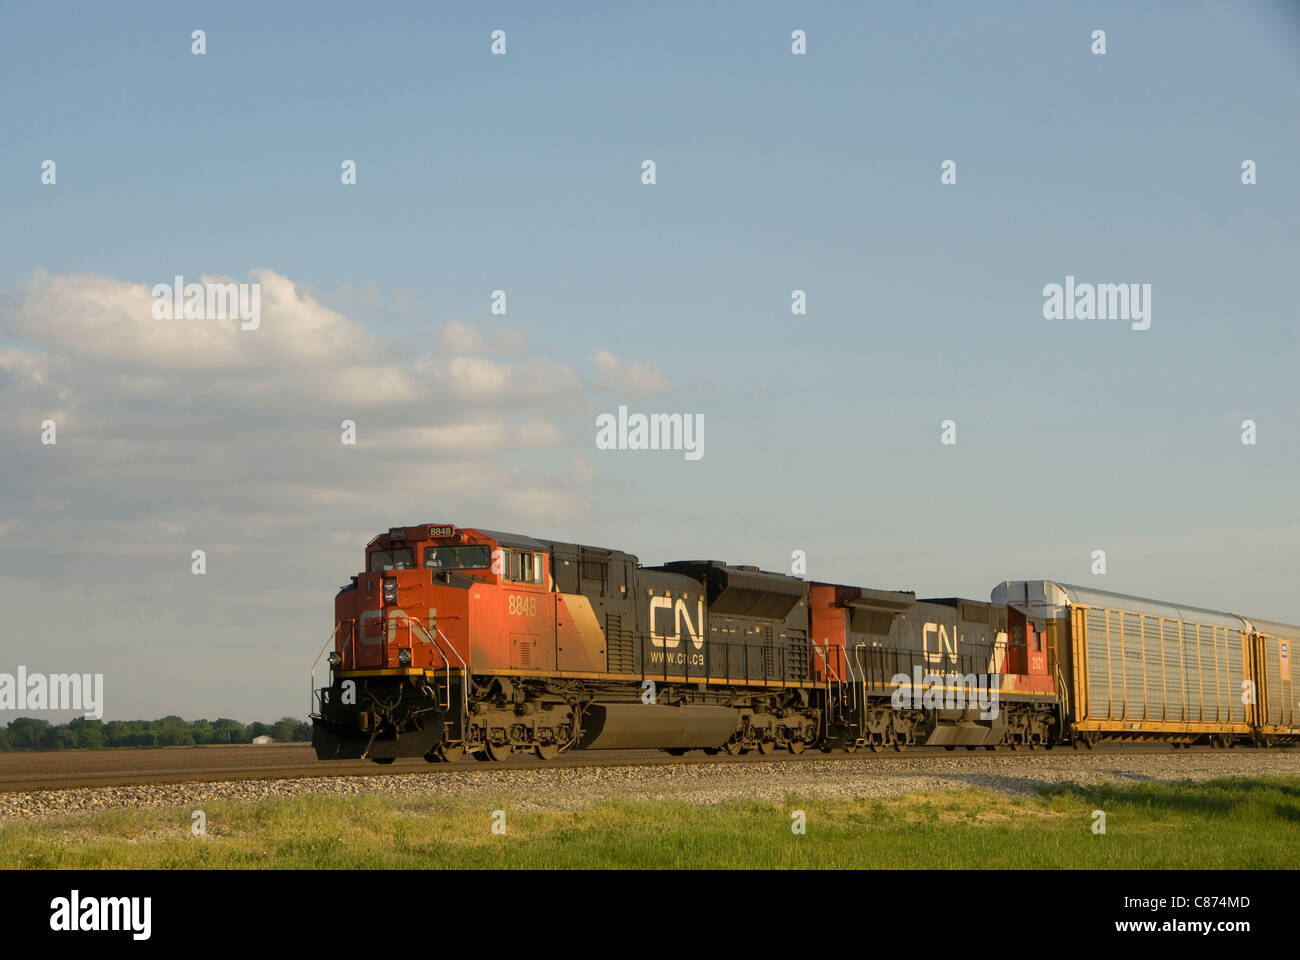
[156,728,195,747]
[7,718,51,750]
[68,718,105,750]
[50,728,77,749]
[0,714,314,751]
[190,718,214,744]
[212,718,246,744]
[271,717,299,742]
[103,720,131,747]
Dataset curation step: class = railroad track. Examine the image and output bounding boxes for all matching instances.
[0,741,1239,793]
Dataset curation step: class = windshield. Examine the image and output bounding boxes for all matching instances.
[369,548,414,571]
[424,545,491,570]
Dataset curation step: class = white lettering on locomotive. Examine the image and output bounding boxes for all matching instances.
[649,596,705,649]
[508,594,538,617]
[922,622,958,665]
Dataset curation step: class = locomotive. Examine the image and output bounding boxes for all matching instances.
[310,524,1298,762]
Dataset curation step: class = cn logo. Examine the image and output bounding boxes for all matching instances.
[922,622,958,666]
[650,596,704,650]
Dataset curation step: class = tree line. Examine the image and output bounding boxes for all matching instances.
[0,715,311,751]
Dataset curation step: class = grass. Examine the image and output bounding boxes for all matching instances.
[3,776,1298,869]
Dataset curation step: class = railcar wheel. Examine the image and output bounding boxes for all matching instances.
[756,740,774,755]
[944,745,956,751]
[664,748,688,756]
[427,743,466,763]
[843,741,859,754]
[722,739,744,756]
[788,740,806,755]
[534,742,559,761]
[373,757,396,764]
[703,747,721,756]
[893,739,906,753]
[441,744,466,763]
[484,741,512,762]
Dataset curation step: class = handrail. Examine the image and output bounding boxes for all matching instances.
[309,622,340,718]
[385,615,469,717]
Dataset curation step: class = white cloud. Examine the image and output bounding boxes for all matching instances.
[590,348,668,396]
[0,269,601,585]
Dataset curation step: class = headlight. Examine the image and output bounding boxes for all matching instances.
[382,578,397,604]
[327,651,341,666]
[398,648,411,666]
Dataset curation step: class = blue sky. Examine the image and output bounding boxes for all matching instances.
[1,2,1297,719]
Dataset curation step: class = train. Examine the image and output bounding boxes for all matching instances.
[310,524,1298,762]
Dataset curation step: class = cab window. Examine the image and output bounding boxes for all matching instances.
[515,551,534,583]
[423,545,491,569]
[505,550,543,584]
[370,548,414,571]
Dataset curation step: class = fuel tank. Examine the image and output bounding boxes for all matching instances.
[577,702,739,749]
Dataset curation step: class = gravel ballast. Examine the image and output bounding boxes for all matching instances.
[2,750,1296,822]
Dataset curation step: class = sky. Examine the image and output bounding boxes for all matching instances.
[1,1,1297,721]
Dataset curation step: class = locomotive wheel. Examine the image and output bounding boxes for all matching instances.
[722,739,744,756]
[534,742,559,761]
[788,740,806,755]
[373,757,397,764]
[483,741,512,762]
[425,743,464,763]
[756,740,774,755]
